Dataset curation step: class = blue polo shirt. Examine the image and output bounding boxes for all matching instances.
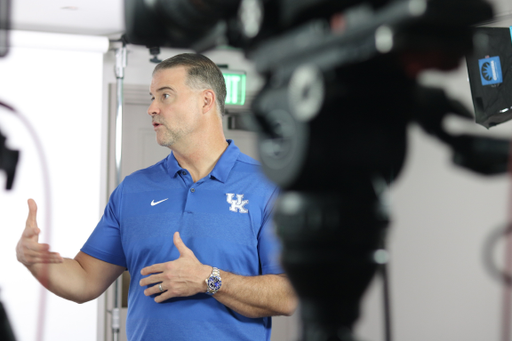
[81,140,282,341]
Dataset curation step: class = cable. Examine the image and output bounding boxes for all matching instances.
[483,222,512,341]
[480,129,512,341]
[501,135,512,341]
[0,100,52,341]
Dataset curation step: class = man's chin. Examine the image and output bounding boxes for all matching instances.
[157,137,175,148]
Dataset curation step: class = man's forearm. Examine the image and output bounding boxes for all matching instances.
[213,272,298,318]
[27,258,95,303]
[17,200,125,304]
[26,252,125,304]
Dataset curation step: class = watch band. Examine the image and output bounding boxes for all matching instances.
[205,267,222,295]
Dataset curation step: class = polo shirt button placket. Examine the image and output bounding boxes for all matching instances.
[190,188,195,193]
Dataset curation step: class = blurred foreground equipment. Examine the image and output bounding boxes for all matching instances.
[0,102,19,190]
[124,0,505,340]
[0,299,15,341]
[0,0,10,57]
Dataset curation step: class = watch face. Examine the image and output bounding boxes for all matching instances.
[208,276,222,291]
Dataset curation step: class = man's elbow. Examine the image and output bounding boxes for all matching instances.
[279,295,299,317]
[70,290,103,305]
[276,275,299,316]
[71,295,95,305]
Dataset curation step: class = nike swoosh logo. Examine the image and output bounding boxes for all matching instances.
[151,198,168,206]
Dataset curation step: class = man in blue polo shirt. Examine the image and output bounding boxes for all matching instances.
[16,53,297,340]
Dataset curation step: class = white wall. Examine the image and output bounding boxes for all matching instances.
[0,31,107,341]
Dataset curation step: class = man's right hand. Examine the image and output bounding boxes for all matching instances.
[16,199,63,267]
[15,199,125,304]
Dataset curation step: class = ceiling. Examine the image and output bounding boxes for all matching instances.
[9,0,512,38]
[11,0,125,36]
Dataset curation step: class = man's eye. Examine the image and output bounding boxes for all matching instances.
[163,94,170,100]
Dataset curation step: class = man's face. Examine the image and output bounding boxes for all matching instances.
[148,67,203,148]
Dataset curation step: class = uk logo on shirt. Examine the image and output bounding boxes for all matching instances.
[226,193,249,213]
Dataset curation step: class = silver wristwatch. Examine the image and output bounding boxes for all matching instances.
[205,267,222,295]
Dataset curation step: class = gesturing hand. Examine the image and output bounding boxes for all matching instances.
[139,232,211,303]
[16,199,63,267]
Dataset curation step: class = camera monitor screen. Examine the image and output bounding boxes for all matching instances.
[466,27,512,128]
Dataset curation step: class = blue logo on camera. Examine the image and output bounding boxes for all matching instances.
[479,56,503,86]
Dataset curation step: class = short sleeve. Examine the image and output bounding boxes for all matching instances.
[81,184,127,268]
[257,187,284,275]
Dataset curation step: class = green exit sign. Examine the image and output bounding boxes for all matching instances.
[223,72,246,106]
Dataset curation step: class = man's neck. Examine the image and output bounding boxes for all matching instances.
[171,137,229,183]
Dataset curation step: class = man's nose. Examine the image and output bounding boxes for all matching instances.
[148,102,159,116]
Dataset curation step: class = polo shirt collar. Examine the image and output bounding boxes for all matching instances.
[210,139,240,183]
[166,151,183,178]
[165,139,240,183]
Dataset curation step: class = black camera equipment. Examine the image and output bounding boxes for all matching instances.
[0,298,16,341]
[0,0,16,191]
[466,27,512,129]
[0,102,19,190]
[1,0,19,338]
[125,0,508,340]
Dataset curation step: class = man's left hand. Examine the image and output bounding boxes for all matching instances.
[139,232,211,303]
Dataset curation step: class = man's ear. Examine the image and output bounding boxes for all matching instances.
[202,89,216,114]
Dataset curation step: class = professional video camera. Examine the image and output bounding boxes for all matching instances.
[124,1,507,340]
